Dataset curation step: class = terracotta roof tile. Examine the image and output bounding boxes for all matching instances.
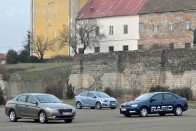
[0,53,6,61]
[139,0,196,14]
[77,0,147,19]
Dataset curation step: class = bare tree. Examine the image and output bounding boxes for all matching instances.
[34,35,55,61]
[58,19,105,54]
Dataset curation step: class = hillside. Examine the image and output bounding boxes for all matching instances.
[3,62,73,81]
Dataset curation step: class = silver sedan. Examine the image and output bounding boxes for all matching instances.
[75,91,117,109]
[5,93,76,123]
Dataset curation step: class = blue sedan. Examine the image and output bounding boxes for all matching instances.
[120,92,188,117]
[75,91,117,109]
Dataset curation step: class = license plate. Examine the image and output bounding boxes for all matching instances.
[62,112,71,115]
[121,108,126,111]
[111,104,116,106]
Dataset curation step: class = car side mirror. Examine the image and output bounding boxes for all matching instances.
[31,101,38,105]
[92,96,97,98]
[150,99,155,102]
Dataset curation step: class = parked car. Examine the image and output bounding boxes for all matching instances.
[75,91,117,109]
[5,93,76,123]
[120,92,188,117]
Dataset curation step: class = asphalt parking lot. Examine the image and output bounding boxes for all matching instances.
[0,107,196,131]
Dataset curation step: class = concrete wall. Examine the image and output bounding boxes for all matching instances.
[69,48,196,98]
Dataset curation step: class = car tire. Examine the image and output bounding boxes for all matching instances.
[159,113,166,116]
[64,119,73,123]
[174,106,183,116]
[76,102,82,109]
[39,111,48,123]
[95,102,102,109]
[111,107,116,109]
[139,107,148,117]
[124,114,132,117]
[9,110,18,122]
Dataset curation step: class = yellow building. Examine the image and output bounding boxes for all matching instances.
[30,0,88,58]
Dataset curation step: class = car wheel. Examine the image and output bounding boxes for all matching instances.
[9,110,18,122]
[64,119,73,123]
[124,114,132,117]
[159,113,166,116]
[174,106,183,116]
[39,111,48,123]
[76,102,82,109]
[91,107,95,109]
[139,107,148,117]
[111,107,116,109]
[95,102,102,109]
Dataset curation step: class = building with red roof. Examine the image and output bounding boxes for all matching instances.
[0,53,6,64]
[76,0,147,54]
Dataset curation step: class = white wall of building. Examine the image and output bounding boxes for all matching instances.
[77,15,139,54]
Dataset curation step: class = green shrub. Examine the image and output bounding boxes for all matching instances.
[171,87,192,100]
[18,50,30,63]
[66,84,74,99]
[0,88,5,105]
[104,87,124,99]
[27,55,39,63]
[6,49,18,64]
[149,86,169,92]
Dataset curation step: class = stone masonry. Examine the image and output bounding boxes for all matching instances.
[139,11,196,49]
[69,48,196,98]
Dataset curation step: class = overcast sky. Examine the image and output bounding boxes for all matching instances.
[0,0,30,54]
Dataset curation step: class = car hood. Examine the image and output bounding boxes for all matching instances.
[41,103,74,109]
[99,97,117,101]
[122,100,142,106]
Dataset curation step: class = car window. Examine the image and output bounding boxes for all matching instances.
[17,95,27,102]
[81,92,88,96]
[88,92,95,98]
[164,93,176,100]
[36,94,61,103]
[27,95,36,103]
[152,94,162,101]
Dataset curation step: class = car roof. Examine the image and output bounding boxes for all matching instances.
[18,93,52,96]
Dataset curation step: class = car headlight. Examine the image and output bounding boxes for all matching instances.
[130,104,138,108]
[46,107,56,112]
[72,107,76,112]
[102,100,108,103]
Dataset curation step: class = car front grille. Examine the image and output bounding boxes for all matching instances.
[58,109,72,114]
[110,101,116,104]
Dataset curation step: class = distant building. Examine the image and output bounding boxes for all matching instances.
[0,53,6,64]
[77,0,147,54]
[138,0,196,50]
[30,0,88,58]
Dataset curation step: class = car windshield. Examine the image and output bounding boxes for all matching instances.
[94,92,110,98]
[36,94,62,103]
[135,93,153,101]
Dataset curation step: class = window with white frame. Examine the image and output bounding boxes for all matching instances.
[109,46,114,52]
[94,47,100,53]
[153,23,158,32]
[185,43,191,48]
[139,23,144,33]
[168,23,174,31]
[109,26,113,35]
[124,25,128,34]
[185,21,190,30]
[96,27,99,36]
[123,45,128,51]
[169,43,174,49]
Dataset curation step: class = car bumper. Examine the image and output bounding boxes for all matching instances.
[46,111,76,120]
[120,107,139,115]
[101,102,117,108]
